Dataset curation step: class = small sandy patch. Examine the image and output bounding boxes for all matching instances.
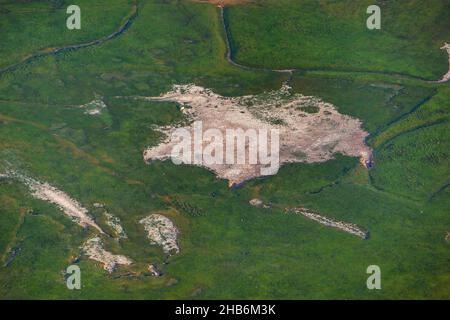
[436,43,450,83]
[140,214,179,255]
[82,237,132,273]
[288,207,368,239]
[104,212,128,239]
[79,99,107,115]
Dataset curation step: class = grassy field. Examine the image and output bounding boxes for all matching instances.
[225,0,449,79]
[0,0,448,299]
[0,0,134,69]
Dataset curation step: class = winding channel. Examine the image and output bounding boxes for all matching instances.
[219,6,449,84]
[0,4,447,85]
[0,5,138,77]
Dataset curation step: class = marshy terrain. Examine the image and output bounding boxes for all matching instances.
[0,0,448,299]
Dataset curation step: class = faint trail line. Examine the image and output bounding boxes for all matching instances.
[428,181,450,202]
[374,119,448,151]
[368,92,437,146]
[220,6,294,74]
[219,6,448,84]
[0,5,139,77]
[368,119,448,202]
[0,206,27,267]
[0,112,115,175]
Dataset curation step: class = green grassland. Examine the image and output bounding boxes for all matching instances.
[0,0,449,299]
[0,0,134,69]
[225,0,449,79]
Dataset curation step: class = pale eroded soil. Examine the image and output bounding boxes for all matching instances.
[81,237,132,273]
[104,212,128,239]
[79,99,107,115]
[4,171,104,234]
[142,84,372,186]
[437,43,450,83]
[288,207,368,239]
[139,214,180,255]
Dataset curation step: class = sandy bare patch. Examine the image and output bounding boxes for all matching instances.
[104,212,128,239]
[82,237,132,273]
[249,198,264,207]
[249,198,271,209]
[28,180,105,234]
[436,43,450,83]
[79,99,107,115]
[141,84,371,186]
[247,197,367,238]
[148,264,160,276]
[5,171,104,234]
[139,214,179,255]
[288,207,368,239]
